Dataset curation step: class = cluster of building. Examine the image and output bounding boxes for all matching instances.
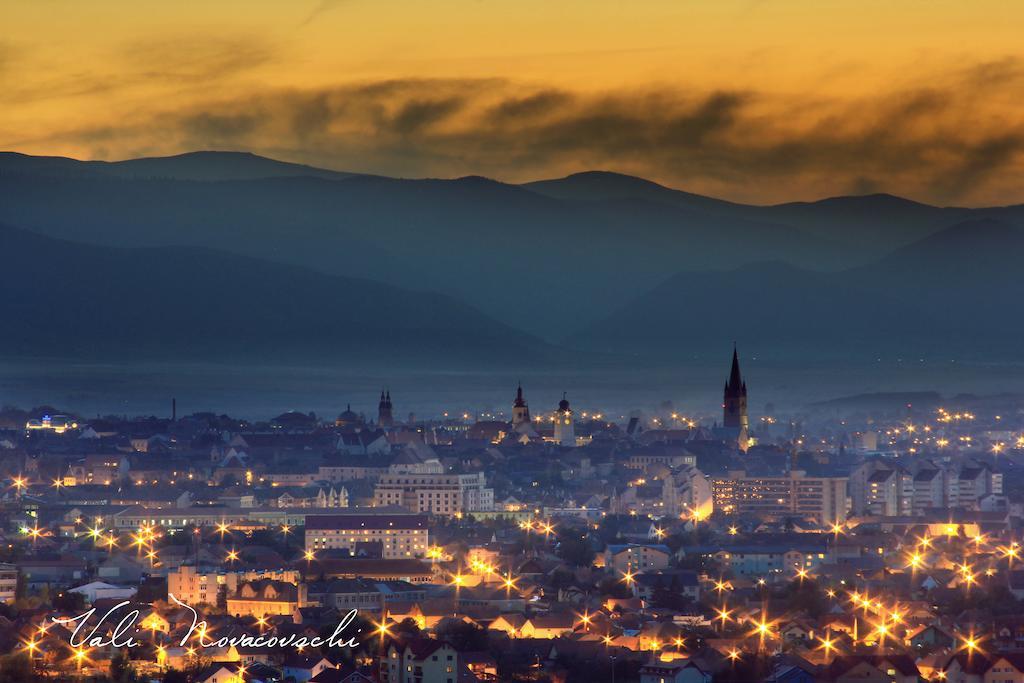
[0,347,1023,682]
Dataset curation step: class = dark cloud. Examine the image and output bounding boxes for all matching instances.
[488,91,574,122]
[391,97,465,135]
[25,58,1024,205]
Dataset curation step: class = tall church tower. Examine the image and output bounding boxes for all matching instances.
[512,383,531,427]
[553,393,575,447]
[378,389,394,427]
[723,346,749,450]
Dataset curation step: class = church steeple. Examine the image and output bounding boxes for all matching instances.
[512,382,531,426]
[723,344,749,451]
[378,389,394,427]
[726,344,744,394]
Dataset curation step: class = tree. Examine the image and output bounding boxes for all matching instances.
[393,618,421,637]
[0,652,35,683]
[597,576,632,599]
[778,578,826,618]
[555,529,595,567]
[434,620,488,651]
[162,669,189,683]
[52,590,86,612]
[110,649,139,683]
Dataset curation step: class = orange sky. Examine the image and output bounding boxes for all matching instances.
[3,1,1024,204]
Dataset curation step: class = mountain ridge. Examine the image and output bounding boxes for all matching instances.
[570,217,1024,359]
[0,150,361,182]
[3,150,1024,346]
[0,221,556,364]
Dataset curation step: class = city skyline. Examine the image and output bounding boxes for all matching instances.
[4,4,1024,683]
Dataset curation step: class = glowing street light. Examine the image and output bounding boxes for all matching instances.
[819,633,837,658]
[908,553,923,571]
[577,610,593,631]
[960,632,982,658]
[373,620,392,642]
[716,606,732,632]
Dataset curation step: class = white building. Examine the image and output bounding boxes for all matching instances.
[552,394,575,447]
[374,471,493,515]
[850,458,1002,516]
[0,563,17,603]
[167,566,300,606]
[69,581,137,603]
[304,513,429,558]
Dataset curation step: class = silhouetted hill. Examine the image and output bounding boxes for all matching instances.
[572,219,1024,359]
[3,151,1024,343]
[860,217,1022,272]
[758,193,974,249]
[528,172,984,251]
[0,151,358,181]
[848,218,1024,326]
[0,155,831,337]
[0,222,552,364]
[524,170,745,213]
[568,261,938,357]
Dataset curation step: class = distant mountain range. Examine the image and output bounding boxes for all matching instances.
[573,218,1024,360]
[1,150,1022,364]
[0,150,358,182]
[0,222,551,363]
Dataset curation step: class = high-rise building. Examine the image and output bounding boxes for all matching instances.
[850,459,1002,516]
[723,346,749,450]
[512,383,531,427]
[378,390,394,427]
[373,472,493,516]
[168,566,300,607]
[713,470,849,525]
[553,393,575,447]
[304,513,429,557]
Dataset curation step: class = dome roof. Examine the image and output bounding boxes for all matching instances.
[336,404,361,423]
